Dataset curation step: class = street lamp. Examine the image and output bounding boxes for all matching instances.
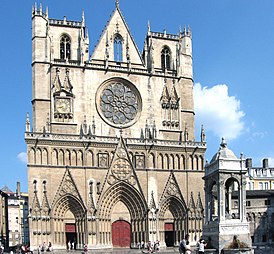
[16,217,23,246]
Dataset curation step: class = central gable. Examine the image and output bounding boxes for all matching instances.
[91,6,144,65]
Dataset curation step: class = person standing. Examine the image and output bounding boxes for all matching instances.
[179,234,189,254]
[84,244,88,254]
[185,239,191,254]
[197,239,206,254]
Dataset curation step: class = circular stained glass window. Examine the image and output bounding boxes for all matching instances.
[97,79,141,128]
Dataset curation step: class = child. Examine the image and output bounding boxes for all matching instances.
[197,239,206,254]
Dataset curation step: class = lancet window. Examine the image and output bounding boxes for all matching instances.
[161,46,171,70]
[114,34,123,62]
[60,34,71,60]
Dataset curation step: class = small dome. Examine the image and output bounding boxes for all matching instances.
[210,138,237,163]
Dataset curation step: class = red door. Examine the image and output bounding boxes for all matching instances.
[112,220,131,247]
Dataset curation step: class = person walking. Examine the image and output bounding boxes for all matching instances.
[179,234,189,254]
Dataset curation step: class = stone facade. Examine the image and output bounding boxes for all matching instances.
[26,2,206,250]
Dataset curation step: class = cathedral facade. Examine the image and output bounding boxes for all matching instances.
[26,2,206,250]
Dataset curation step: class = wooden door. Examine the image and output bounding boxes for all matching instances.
[165,223,174,247]
[112,220,131,247]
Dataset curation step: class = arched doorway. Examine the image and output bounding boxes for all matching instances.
[159,196,187,247]
[112,220,131,247]
[97,182,147,247]
[52,195,86,249]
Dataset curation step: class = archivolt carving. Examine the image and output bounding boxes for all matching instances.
[97,181,147,220]
[52,168,84,212]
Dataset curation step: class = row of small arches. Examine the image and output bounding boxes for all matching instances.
[29,147,204,170]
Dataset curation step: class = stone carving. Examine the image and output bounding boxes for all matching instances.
[135,155,144,169]
[98,153,108,167]
[112,158,132,180]
[100,82,138,126]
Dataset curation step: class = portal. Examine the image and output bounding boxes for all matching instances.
[112,220,131,247]
[165,223,174,247]
[65,223,77,250]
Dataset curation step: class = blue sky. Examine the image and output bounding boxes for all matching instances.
[1,0,274,192]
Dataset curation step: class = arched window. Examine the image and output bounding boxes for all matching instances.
[161,46,171,70]
[60,35,71,60]
[114,34,123,62]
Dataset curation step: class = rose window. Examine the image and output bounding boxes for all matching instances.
[99,82,139,126]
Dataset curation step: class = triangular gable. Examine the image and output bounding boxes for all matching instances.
[188,191,196,212]
[31,191,41,217]
[159,172,185,206]
[51,168,84,207]
[196,192,204,212]
[99,136,144,198]
[87,192,96,216]
[41,191,51,216]
[149,191,157,210]
[161,85,170,103]
[91,6,144,65]
[170,85,179,103]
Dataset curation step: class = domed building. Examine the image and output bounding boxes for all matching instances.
[203,138,252,253]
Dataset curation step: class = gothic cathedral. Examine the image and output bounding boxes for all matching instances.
[26,2,206,250]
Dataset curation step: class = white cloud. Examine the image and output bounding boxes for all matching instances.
[194,83,245,140]
[17,152,28,164]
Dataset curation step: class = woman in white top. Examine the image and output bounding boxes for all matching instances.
[185,240,191,254]
[198,239,206,254]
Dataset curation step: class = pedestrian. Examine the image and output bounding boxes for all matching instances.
[197,239,206,254]
[141,240,145,249]
[179,234,189,254]
[84,244,88,254]
[154,240,159,251]
[185,239,191,254]
[147,241,153,253]
[71,241,74,251]
[38,245,41,254]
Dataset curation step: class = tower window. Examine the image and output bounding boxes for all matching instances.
[60,35,71,60]
[161,46,171,70]
[114,34,123,62]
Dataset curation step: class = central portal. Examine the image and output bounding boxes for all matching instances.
[112,220,131,247]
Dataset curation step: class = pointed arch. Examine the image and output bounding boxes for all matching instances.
[170,154,175,169]
[52,149,58,166]
[164,154,169,169]
[175,155,180,170]
[199,155,204,170]
[114,33,123,62]
[98,181,147,220]
[42,148,48,165]
[161,46,171,70]
[149,153,155,169]
[65,149,71,166]
[97,181,147,246]
[87,150,94,166]
[59,149,65,166]
[29,147,35,164]
[52,194,86,219]
[36,148,42,165]
[77,150,83,166]
[71,150,77,166]
[60,34,71,60]
[158,153,164,169]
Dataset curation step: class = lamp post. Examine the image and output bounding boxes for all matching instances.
[16,217,24,246]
